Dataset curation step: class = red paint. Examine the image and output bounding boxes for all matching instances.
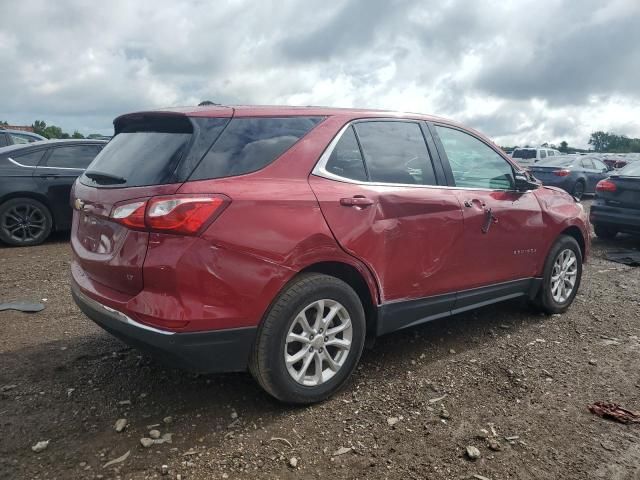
[71,106,590,334]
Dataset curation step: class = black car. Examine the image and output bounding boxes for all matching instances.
[0,139,107,246]
[590,162,640,239]
[0,128,46,147]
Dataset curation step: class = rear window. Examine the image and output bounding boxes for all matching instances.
[512,149,537,159]
[617,162,640,177]
[535,157,575,167]
[80,115,230,188]
[189,117,324,180]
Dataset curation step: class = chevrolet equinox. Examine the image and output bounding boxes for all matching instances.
[71,106,590,404]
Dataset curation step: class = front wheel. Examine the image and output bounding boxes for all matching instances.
[572,181,585,200]
[533,235,583,314]
[249,273,366,404]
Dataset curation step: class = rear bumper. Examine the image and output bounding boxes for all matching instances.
[71,281,256,373]
[590,203,640,233]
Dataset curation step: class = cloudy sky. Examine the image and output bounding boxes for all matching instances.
[1,0,638,147]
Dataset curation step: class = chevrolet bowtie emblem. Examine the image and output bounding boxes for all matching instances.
[74,198,86,211]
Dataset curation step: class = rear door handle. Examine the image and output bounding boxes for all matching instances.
[340,196,374,208]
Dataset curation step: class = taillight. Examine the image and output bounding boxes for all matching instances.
[112,201,146,229]
[553,169,570,177]
[111,194,229,235]
[596,180,617,192]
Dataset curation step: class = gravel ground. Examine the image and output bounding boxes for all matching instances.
[1,199,639,480]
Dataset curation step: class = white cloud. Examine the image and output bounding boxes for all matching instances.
[0,0,638,147]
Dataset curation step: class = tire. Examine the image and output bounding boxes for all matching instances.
[249,273,366,404]
[572,180,585,200]
[533,235,583,314]
[594,224,618,240]
[0,198,53,246]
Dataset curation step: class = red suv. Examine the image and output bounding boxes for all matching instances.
[71,106,589,403]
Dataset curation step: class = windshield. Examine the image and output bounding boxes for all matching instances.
[512,149,536,159]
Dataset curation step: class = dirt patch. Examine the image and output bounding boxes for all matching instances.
[1,201,639,479]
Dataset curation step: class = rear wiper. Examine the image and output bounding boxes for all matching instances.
[84,171,126,185]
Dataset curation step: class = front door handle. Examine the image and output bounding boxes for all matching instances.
[481,207,498,234]
[340,196,374,208]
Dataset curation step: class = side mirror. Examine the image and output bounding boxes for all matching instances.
[514,173,539,192]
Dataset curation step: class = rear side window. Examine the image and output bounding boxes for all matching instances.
[540,150,547,159]
[45,145,102,169]
[190,117,324,180]
[10,149,45,166]
[325,127,367,181]
[581,159,595,169]
[354,121,436,185]
[0,134,8,147]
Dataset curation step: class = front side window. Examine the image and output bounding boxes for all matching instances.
[540,150,547,159]
[46,145,102,169]
[190,116,324,180]
[9,133,31,144]
[580,159,595,169]
[353,121,436,185]
[435,126,514,190]
[512,148,536,160]
[325,126,367,181]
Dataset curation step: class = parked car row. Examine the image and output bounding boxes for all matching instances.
[0,139,106,245]
[528,155,610,199]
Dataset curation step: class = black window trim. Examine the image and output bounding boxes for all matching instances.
[6,147,51,169]
[427,122,527,193]
[312,118,447,188]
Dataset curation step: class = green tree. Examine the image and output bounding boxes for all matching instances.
[42,125,64,139]
[0,120,8,127]
[71,131,84,139]
[559,140,568,153]
[32,120,47,137]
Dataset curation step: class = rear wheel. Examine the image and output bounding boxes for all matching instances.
[249,273,366,404]
[594,224,618,240]
[533,235,582,314]
[0,198,52,246]
[572,180,585,199]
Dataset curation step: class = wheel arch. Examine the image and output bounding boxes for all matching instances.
[560,225,586,260]
[299,261,379,340]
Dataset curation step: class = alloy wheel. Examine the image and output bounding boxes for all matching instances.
[550,249,578,303]
[284,299,353,386]
[1,203,47,243]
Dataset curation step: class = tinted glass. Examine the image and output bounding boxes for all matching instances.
[46,145,102,169]
[512,149,536,159]
[436,126,514,190]
[325,126,367,181]
[85,132,192,186]
[0,134,7,147]
[540,150,547,159]
[354,121,436,185]
[191,117,324,180]
[548,150,555,156]
[11,149,46,166]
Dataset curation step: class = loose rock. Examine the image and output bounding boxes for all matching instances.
[160,464,169,475]
[140,438,154,448]
[289,457,298,468]
[487,438,502,451]
[466,445,481,460]
[163,416,173,424]
[31,440,49,453]
[149,429,161,439]
[114,418,128,433]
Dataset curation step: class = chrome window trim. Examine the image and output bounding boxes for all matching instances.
[311,120,527,194]
[8,156,85,171]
